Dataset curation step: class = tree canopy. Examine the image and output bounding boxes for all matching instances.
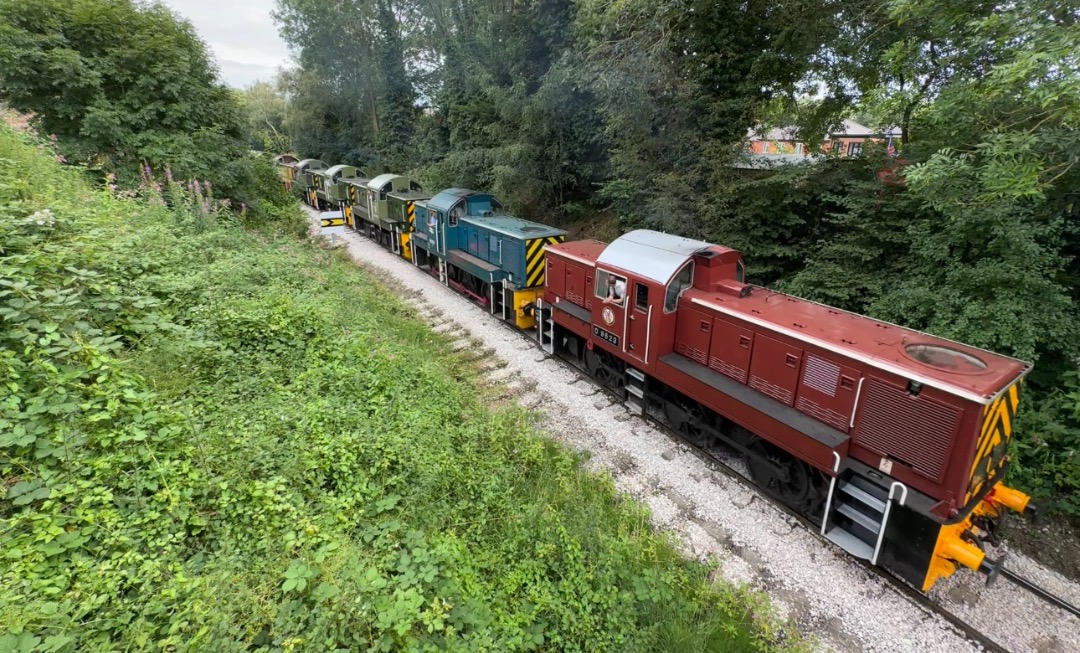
[0,0,289,216]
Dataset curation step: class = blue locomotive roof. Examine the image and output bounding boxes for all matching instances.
[426,188,498,212]
[461,214,566,241]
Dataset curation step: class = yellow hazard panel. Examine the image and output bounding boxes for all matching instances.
[967,383,1021,503]
[343,205,354,228]
[525,235,566,288]
[400,233,413,262]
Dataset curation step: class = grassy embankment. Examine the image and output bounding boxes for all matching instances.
[0,123,804,652]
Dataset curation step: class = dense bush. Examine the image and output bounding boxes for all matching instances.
[0,0,288,219]
[0,123,799,651]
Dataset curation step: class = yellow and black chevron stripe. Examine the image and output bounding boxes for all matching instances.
[966,382,1021,501]
[406,201,416,232]
[314,175,323,190]
[348,185,358,205]
[525,236,565,288]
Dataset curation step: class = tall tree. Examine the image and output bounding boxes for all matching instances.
[0,0,284,214]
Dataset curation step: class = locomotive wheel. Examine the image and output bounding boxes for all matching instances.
[746,440,814,512]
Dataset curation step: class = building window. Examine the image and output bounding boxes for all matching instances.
[847,141,863,157]
[795,143,804,155]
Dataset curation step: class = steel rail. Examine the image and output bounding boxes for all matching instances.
[1000,568,1080,620]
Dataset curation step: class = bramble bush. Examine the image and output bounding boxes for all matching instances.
[0,124,801,651]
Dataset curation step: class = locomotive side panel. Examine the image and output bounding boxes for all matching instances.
[708,318,754,384]
[564,261,592,309]
[747,334,804,407]
[794,354,861,434]
[656,355,849,473]
[546,256,566,297]
[674,306,712,365]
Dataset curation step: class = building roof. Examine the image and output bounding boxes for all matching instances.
[746,126,800,142]
[733,153,822,170]
[462,214,566,240]
[748,120,902,143]
[597,230,713,284]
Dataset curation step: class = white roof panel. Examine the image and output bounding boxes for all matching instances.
[596,230,711,284]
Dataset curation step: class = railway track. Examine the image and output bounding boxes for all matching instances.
[312,209,1080,653]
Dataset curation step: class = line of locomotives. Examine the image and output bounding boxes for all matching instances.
[275,154,1039,593]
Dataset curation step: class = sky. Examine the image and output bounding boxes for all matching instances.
[158,0,292,89]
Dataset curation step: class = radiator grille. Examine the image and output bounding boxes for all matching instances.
[676,342,707,365]
[855,379,960,482]
[802,355,839,397]
[709,356,748,383]
[750,375,794,405]
[796,397,848,432]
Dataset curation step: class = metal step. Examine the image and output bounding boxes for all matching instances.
[825,526,874,560]
[839,481,886,513]
[836,502,882,535]
[625,398,644,414]
[627,384,644,398]
[626,367,645,382]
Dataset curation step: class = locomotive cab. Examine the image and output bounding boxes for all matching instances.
[294,159,328,207]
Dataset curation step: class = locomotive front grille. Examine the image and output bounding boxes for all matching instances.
[855,378,961,482]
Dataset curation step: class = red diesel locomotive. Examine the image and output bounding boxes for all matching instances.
[536,229,1035,592]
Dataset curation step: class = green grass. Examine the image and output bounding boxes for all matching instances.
[0,122,805,652]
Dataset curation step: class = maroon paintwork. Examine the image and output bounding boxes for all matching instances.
[543,232,1030,518]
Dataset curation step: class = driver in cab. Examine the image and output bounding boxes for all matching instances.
[602,275,626,306]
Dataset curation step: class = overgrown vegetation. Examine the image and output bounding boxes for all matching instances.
[0,0,290,219]
[0,121,800,650]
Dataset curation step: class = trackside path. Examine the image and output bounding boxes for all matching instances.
[308,207,1080,653]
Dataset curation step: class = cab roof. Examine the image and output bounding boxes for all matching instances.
[368,173,408,190]
[597,230,723,284]
[462,214,565,240]
[325,164,364,178]
[425,188,496,213]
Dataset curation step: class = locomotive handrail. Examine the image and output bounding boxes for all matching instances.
[850,377,865,428]
[819,452,843,536]
[872,481,909,565]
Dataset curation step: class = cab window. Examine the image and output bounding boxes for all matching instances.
[594,269,627,305]
[664,262,694,313]
[449,200,465,226]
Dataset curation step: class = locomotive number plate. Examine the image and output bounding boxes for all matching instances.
[593,326,620,347]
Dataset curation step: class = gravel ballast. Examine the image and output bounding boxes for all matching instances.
[309,210,1080,652]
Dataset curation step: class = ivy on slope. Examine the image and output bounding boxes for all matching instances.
[0,127,798,652]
